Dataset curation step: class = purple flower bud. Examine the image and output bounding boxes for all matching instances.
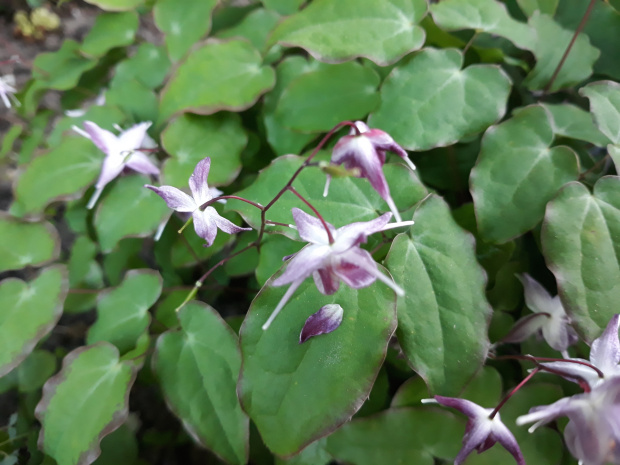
[299,304,344,343]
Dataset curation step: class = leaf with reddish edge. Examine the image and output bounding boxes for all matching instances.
[35,342,138,465]
[238,272,397,457]
[153,301,248,465]
[542,177,620,342]
[385,195,492,396]
[0,265,67,377]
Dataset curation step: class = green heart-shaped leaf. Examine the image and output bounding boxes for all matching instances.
[369,48,511,151]
[13,136,103,217]
[159,40,275,122]
[385,195,491,395]
[33,40,97,90]
[275,61,381,133]
[325,408,462,464]
[525,13,599,92]
[580,80,620,145]
[470,105,579,244]
[154,301,248,465]
[0,266,67,377]
[87,270,162,354]
[228,156,427,238]
[154,0,218,61]
[111,43,171,90]
[0,214,59,272]
[80,12,139,58]
[94,175,170,253]
[238,275,397,456]
[541,102,611,146]
[216,8,281,54]
[542,177,620,341]
[269,0,427,66]
[35,342,138,465]
[430,0,534,50]
[161,112,247,187]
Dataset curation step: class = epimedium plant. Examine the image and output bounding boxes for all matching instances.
[2,0,620,464]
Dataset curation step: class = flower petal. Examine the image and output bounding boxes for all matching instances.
[334,212,392,251]
[82,121,119,156]
[499,312,548,344]
[299,304,344,344]
[206,206,252,234]
[292,208,335,245]
[492,419,526,465]
[193,209,218,246]
[590,314,620,376]
[364,128,409,160]
[118,122,151,151]
[433,396,490,419]
[145,185,196,212]
[539,359,601,387]
[517,273,556,315]
[312,268,340,295]
[188,157,213,206]
[272,244,331,287]
[540,309,578,352]
[454,419,493,465]
[126,151,160,176]
[333,248,377,289]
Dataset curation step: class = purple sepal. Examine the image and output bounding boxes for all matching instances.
[299,304,343,344]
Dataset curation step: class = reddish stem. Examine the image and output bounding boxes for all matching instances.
[201,195,264,211]
[493,354,605,379]
[489,368,540,419]
[544,0,596,94]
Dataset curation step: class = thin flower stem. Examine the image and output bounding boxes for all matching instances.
[489,368,540,419]
[287,186,335,244]
[543,0,596,94]
[179,232,207,273]
[463,31,479,55]
[266,220,296,228]
[579,153,610,180]
[201,195,264,211]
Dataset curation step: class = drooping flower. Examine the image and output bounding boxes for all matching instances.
[146,157,251,246]
[517,377,620,465]
[327,121,416,222]
[299,304,344,344]
[73,121,160,209]
[539,314,620,389]
[423,396,525,465]
[500,274,578,355]
[262,208,413,329]
[0,74,19,108]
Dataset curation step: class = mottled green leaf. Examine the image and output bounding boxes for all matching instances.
[269,0,427,66]
[161,113,246,187]
[471,105,579,243]
[326,408,462,464]
[154,0,218,61]
[262,0,304,15]
[65,236,104,314]
[542,177,620,341]
[0,266,67,377]
[275,438,331,465]
[159,39,275,121]
[35,343,137,465]
[263,56,322,156]
[541,102,611,146]
[580,81,620,145]
[369,48,511,151]
[87,270,162,354]
[32,40,97,90]
[238,276,397,456]
[516,0,558,16]
[216,8,281,53]
[94,175,169,253]
[0,214,59,272]
[105,79,159,123]
[525,13,599,92]
[430,0,534,50]
[111,43,170,90]
[228,156,427,238]
[13,137,103,217]
[275,61,380,132]
[385,195,491,395]
[154,301,248,465]
[80,12,139,58]
[92,425,138,465]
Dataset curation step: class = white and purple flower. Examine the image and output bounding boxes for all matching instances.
[0,74,19,108]
[262,208,412,329]
[74,121,160,209]
[423,396,525,465]
[146,157,251,246]
[500,273,578,355]
[328,121,415,222]
[299,304,344,344]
